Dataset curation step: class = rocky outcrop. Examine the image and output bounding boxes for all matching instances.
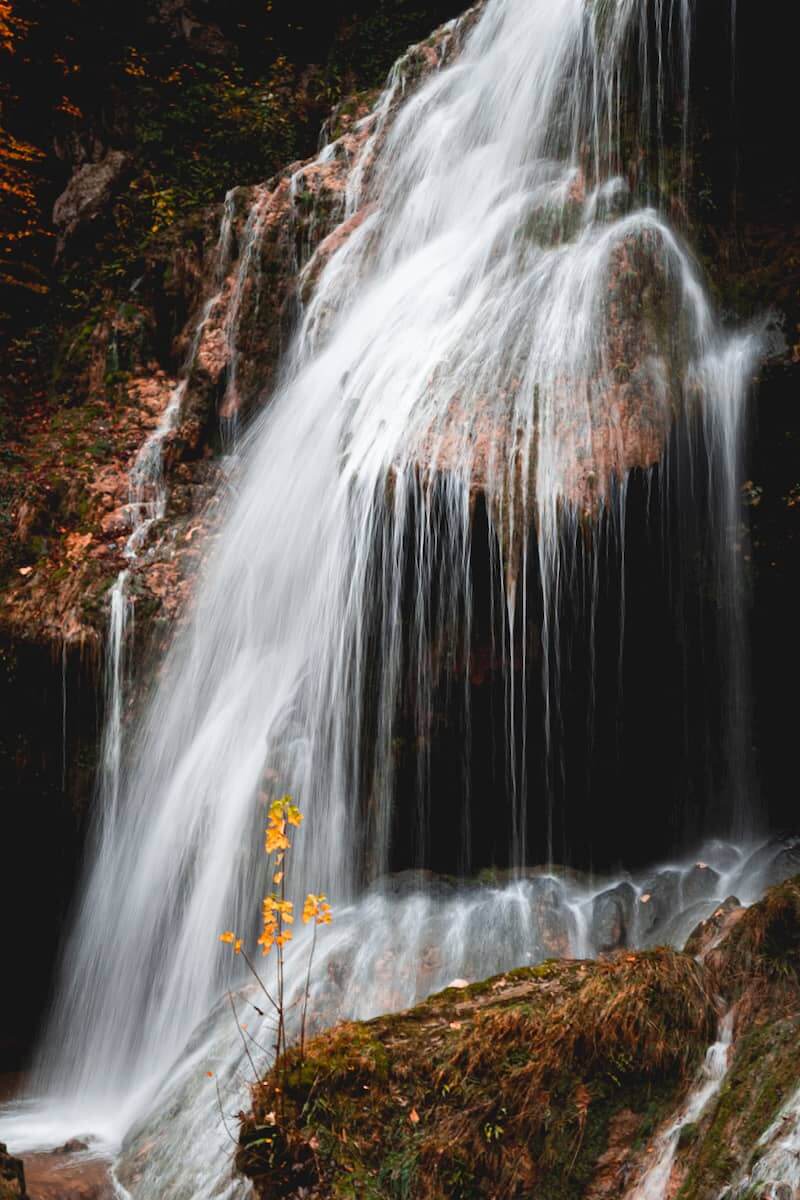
[18,1151,113,1200]
[591,881,637,952]
[53,151,130,259]
[1,8,477,660]
[637,868,682,942]
[237,876,800,1200]
[0,1145,27,1200]
[239,950,717,1200]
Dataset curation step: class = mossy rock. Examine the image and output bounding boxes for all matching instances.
[240,950,716,1199]
[675,1014,800,1200]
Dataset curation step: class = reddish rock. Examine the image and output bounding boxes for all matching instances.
[684,895,746,961]
[585,1109,641,1198]
[21,1152,113,1200]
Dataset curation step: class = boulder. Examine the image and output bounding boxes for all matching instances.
[22,1151,113,1200]
[51,1140,90,1155]
[682,862,721,904]
[657,899,722,951]
[53,150,130,257]
[591,881,636,953]
[683,895,744,959]
[530,877,577,958]
[637,870,681,942]
[699,840,743,874]
[375,869,458,899]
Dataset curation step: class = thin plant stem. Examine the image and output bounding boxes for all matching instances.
[214,1079,239,1146]
[239,946,280,1015]
[228,990,258,1081]
[300,921,318,1059]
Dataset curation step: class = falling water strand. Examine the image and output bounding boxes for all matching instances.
[0,0,764,1195]
[100,571,131,826]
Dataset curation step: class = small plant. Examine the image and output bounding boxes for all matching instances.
[219,793,332,1111]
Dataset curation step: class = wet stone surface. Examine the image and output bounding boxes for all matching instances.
[591,881,637,953]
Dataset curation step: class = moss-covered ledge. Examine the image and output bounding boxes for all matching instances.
[236,878,800,1200]
[237,950,716,1199]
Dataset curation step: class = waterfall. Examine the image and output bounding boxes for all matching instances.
[0,0,768,1194]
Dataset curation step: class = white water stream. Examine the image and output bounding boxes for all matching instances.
[626,1010,735,1200]
[0,0,782,1195]
[723,1081,800,1199]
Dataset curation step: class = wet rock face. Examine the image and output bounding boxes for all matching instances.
[731,838,800,901]
[591,881,636,953]
[556,227,691,515]
[701,841,744,875]
[637,869,682,942]
[530,877,577,958]
[0,1145,27,1200]
[683,862,722,904]
[759,839,800,893]
[683,896,744,960]
[17,1151,113,1200]
[3,18,464,661]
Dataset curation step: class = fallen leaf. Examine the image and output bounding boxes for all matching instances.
[65,531,93,560]
[409,1109,420,1125]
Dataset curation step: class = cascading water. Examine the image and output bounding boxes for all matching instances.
[723,1081,800,1199]
[0,0,777,1194]
[625,1009,735,1199]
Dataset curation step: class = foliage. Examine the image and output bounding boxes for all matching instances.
[713,875,800,995]
[0,2,49,311]
[219,793,333,1119]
